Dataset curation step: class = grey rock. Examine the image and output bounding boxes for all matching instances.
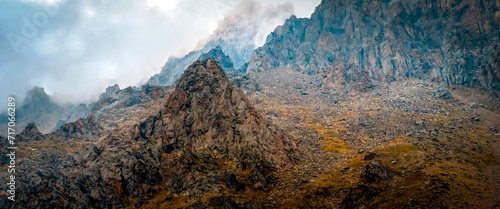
[432,87,454,100]
[247,0,500,92]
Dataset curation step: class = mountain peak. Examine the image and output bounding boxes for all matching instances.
[139,59,297,196]
[197,46,234,70]
[177,58,228,92]
[26,86,50,104]
[105,84,120,94]
[17,122,45,142]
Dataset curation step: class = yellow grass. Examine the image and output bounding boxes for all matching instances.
[309,122,351,153]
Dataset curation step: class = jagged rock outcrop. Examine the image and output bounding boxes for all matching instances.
[360,158,394,184]
[340,154,394,209]
[147,51,206,86]
[147,45,242,86]
[90,84,169,118]
[65,103,89,125]
[247,0,500,92]
[197,46,243,79]
[148,46,240,87]
[53,115,103,141]
[432,86,454,100]
[105,84,120,94]
[17,122,45,142]
[139,58,297,197]
[64,134,162,209]
[141,84,168,100]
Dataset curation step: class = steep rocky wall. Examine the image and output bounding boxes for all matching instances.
[247,0,500,92]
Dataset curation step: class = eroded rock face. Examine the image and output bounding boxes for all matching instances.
[247,0,500,92]
[138,58,298,196]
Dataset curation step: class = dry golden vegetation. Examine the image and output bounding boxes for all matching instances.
[242,70,500,208]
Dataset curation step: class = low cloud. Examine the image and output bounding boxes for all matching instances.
[0,0,319,106]
[204,0,295,48]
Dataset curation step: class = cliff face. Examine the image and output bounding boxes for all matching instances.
[247,0,500,92]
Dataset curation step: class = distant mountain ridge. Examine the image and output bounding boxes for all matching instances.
[0,87,89,135]
[147,0,294,86]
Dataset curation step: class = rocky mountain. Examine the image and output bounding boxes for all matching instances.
[0,83,172,137]
[138,59,297,199]
[147,50,205,86]
[0,87,91,136]
[147,0,294,86]
[53,115,103,141]
[147,46,239,86]
[87,83,173,133]
[0,59,298,208]
[16,122,45,142]
[247,0,500,92]
[197,46,245,79]
[0,87,78,135]
[4,87,63,134]
[2,0,500,208]
[64,104,89,126]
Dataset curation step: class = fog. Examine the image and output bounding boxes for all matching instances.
[0,0,320,106]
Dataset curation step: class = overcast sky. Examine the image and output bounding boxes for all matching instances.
[0,0,320,105]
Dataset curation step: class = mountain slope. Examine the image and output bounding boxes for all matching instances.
[247,0,500,92]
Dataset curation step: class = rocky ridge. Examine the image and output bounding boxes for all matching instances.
[247,0,500,92]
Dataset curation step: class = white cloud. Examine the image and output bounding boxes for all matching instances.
[147,0,183,14]
[0,0,320,106]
